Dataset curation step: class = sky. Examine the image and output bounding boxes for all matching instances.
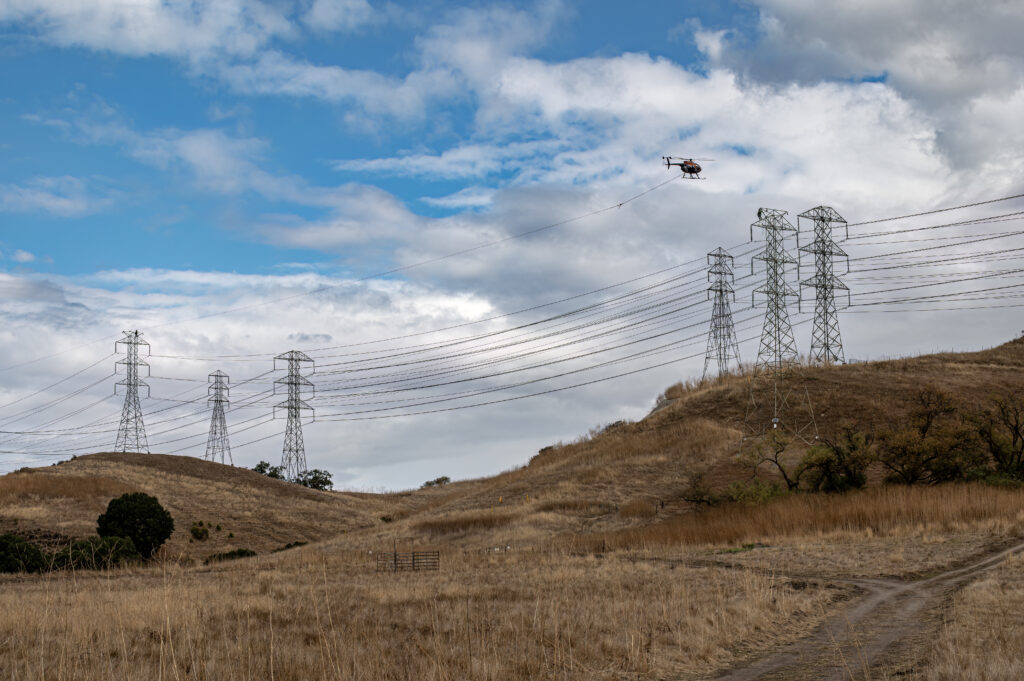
[1,0,1023,489]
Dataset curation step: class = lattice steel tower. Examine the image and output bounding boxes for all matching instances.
[798,206,850,365]
[703,247,742,380]
[274,350,314,480]
[114,330,151,454]
[751,208,799,373]
[205,370,232,465]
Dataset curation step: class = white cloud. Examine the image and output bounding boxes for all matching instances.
[421,187,495,209]
[0,176,115,217]
[0,0,294,60]
[303,0,374,33]
[10,250,35,263]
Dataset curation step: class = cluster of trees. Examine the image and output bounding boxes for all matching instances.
[252,461,334,490]
[1,492,174,573]
[749,386,1024,495]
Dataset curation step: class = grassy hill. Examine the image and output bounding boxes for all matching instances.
[4,337,1024,559]
[3,339,1024,680]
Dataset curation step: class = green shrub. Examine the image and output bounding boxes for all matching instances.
[52,536,139,571]
[253,461,285,479]
[725,479,787,505]
[272,541,308,553]
[801,427,873,493]
[190,523,209,541]
[204,548,256,565]
[294,468,333,491]
[0,533,47,573]
[97,492,175,559]
[421,476,451,489]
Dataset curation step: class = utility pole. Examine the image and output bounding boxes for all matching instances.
[205,370,232,465]
[703,246,742,380]
[274,350,314,480]
[798,206,850,365]
[751,208,799,373]
[114,330,150,454]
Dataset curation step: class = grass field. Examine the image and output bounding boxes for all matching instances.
[3,341,1024,678]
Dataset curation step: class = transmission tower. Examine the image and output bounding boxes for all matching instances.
[274,350,314,480]
[798,206,850,365]
[751,208,799,373]
[205,370,232,465]
[114,330,150,454]
[703,246,742,380]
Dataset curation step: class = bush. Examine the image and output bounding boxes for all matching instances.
[294,468,333,491]
[204,548,256,565]
[190,523,209,541]
[52,536,139,571]
[253,461,285,479]
[801,427,873,493]
[421,476,451,489]
[97,492,175,559]
[0,533,47,573]
[725,479,788,505]
[272,541,307,553]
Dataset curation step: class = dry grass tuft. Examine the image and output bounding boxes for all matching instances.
[618,498,657,518]
[0,473,132,504]
[920,553,1024,680]
[535,499,616,514]
[599,483,1024,550]
[415,511,518,535]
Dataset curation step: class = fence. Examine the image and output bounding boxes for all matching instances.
[375,551,440,572]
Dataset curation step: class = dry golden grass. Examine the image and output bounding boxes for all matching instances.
[919,553,1024,679]
[0,453,397,561]
[618,498,657,518]
[597,483,1024,552]
[0,546,843,681]
[415,511,519,536]
[0,472,132,503]
[5,340,1024,678]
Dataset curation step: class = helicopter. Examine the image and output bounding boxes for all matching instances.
[663,155,715,179]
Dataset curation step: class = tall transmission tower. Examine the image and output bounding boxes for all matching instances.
[751,208,799,373]
[114,330,150,454]
[703,246,742,380]
[798,206,850,365]
[274,350,314,480]
[205,370,232,465]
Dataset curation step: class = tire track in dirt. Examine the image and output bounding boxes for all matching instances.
[710,539,1024,681]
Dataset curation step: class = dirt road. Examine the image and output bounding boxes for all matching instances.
[711,540,1024,681]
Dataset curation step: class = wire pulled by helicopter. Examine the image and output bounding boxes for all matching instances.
[663,155,715,179]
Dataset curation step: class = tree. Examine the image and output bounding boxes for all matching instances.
[877,386,986,485]
[97,492,175,559]
[743,431,802,491]
[976,391,1024,479]
[801,427,873,493]
[253,461,285,479]
[294,468,333,491]
[0,533,46,573]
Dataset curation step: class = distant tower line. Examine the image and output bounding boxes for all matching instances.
[751,208,799,373]
[115,330,150,454]
[703,246,742,380]
[275,350,314,480]
[205,370,232,465]
[798,205,850,365]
